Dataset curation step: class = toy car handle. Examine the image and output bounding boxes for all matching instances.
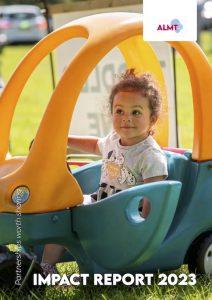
[72,180,182,270]
[0,13,211,213]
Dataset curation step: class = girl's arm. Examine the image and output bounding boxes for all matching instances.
[67,135,101,155]
[141,175,166,218]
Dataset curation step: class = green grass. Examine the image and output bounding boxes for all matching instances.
[0,263,211,299]
[175,56,193,149]
[1,44,54,155]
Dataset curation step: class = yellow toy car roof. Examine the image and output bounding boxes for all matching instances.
[0,13,211,213]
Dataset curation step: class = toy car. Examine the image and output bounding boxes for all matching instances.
[0,12,211,289]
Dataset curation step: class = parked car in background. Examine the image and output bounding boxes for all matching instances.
[0,5,48,44]
[201,0,212,30]
[198,0,212,30]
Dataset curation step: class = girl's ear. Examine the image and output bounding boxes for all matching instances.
[150,115,157,125]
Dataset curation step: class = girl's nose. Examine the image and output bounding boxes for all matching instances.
[122,113,132,122]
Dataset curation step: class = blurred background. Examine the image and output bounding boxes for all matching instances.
[197,0,212,43]
[0,0,212,156]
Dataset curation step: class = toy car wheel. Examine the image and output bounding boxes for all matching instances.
[188,234,212,276]
[0,248,44,291]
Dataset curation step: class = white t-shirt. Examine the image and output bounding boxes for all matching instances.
[92,131,168,201]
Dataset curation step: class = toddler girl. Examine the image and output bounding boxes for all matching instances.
[41,69,168,275]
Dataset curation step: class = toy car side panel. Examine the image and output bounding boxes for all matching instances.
[131,161,212,273]
[72,180,181,271]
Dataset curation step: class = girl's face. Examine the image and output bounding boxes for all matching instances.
[112,91,155,146]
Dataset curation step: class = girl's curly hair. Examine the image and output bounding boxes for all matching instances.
[109,69,162,122]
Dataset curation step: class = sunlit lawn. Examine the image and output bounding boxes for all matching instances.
[1,44,54,155]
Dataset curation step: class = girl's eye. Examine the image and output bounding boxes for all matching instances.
[132,110,141,116]
[115,109,124,115]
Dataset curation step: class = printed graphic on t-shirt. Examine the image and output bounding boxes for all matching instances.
[102,150,136,186]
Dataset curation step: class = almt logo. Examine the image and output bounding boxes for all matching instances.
[157,19,183,33]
